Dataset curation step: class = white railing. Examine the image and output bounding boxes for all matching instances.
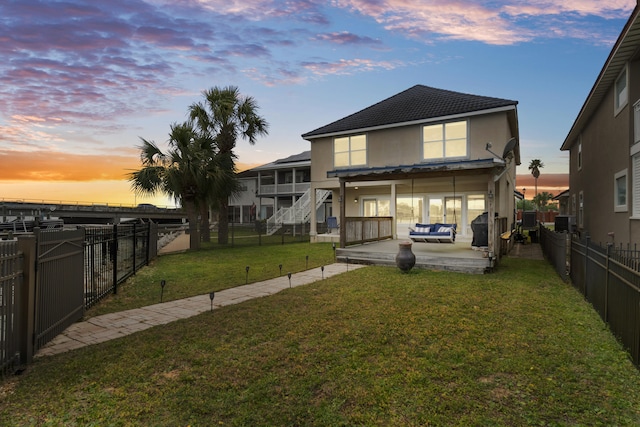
[266,189,331,235]
[259,182,311,195]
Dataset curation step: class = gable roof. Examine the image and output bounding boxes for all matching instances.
[301,84,518,139]
[561,5,640,150]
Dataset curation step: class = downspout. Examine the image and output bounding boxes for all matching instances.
[487,175,496,265]
[339,179,346,248]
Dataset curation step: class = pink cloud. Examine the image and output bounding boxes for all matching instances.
[313,31,383,46]
[301,58,402,76]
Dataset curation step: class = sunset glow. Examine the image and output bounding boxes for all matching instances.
[0,1,634,204]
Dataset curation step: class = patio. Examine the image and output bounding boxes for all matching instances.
[335,237,493,274]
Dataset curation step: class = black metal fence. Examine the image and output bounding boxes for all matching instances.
[84,223,153,309]
[0,223,157,375]
[0,239,21,378]
[34,228,85,351]
[539,226,569,281]
[569,235,640,366]
[224,221,312,247]
[538,227,640,366]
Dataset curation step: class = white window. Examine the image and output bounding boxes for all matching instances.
[334,134,366,167]
[634,100,640,143]
[634,155,640,217]
[614,169,628,212]
[577,138,582,171]
[578,191,584,228]
[615,66,628,115]
[363,198,390,217]
[423,120,467,161]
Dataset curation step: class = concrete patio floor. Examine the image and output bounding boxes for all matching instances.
[335,237,494,274]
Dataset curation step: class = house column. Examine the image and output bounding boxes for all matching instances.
[292,167,297,193]
[487,176,496,258]
[390,183,397,239]
[340,179,346,248]
[310,186,317,237]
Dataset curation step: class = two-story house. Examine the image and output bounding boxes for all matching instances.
[230,151,332,233]
[302,84,520,257]
[561,4,640,245]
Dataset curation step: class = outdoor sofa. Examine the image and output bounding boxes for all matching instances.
[408,223,457,243]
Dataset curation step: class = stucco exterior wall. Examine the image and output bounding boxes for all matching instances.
[569,79,631,243]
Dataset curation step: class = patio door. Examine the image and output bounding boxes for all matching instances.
[396,196,423,235]
[428,197,461,225]
[445,197,462,226]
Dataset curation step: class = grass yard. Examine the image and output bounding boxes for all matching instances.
[2,256,640,425]
[87,241,337,317]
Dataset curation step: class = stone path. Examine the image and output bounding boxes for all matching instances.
[36,263,364,357]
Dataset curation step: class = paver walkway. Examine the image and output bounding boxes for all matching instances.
[36,263,364,357]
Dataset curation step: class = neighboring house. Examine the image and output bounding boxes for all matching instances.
[553,189,570,216]
[302,84,520,256]
[230,151,331,231]
[561,5,640,245]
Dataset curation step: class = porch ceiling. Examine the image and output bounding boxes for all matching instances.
[327,158,504,182]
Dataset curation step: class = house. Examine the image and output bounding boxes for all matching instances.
[302,84,520,258]
[560,4,640,245]
[229,151,332,233]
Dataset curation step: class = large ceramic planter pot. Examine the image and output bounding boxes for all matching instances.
[396,241,416,272]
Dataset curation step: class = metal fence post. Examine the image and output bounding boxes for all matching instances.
[605,243,611,322]
[112,224,118,294]
[16,235,36,365]
[584,235,590,297]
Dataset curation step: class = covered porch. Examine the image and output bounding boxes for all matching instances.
[310,159,515,266]
[335,237,493,274]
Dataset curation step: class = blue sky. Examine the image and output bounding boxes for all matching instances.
[0,0,635,204]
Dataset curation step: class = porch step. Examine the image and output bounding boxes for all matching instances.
[335,248,490,274]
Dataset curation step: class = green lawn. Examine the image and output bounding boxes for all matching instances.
[2,256,640,426]
[87,241,336,317]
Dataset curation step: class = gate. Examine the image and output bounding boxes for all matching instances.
[1,239,21,377]
[34,228,85,351]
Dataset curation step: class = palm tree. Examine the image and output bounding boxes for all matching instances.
[128,122,213,250]
[189,86,268,244]
[528,159,544,209]
[533,191,554,211]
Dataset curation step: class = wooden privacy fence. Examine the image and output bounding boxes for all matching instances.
[569,236,640,366]
[344,217,393,246]
[0,239,21,378]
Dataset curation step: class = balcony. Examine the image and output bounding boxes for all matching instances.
[259,182,310,196]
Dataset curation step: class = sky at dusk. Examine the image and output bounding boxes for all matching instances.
[0,0,635,206]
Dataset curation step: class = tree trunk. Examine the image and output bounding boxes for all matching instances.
[184,199,200,250]
[200,204,210,242]
[218,197,229,245]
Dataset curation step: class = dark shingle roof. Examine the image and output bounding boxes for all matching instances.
[301,85,518,139]
[274,150,310,164]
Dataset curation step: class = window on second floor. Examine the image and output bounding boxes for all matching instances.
[577,138,582,171]
[615,66,628,115]
[614,169,628,212]
[423,120,467,161]
[334,134,366,168]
